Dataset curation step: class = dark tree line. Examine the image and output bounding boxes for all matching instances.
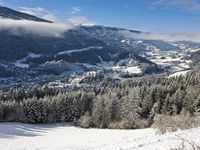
[0,71,200,129]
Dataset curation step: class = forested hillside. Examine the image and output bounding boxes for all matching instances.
[0,70,199,129]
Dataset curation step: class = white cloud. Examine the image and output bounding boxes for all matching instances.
[68,16,95,26]
[0,18,73,37]
[151,0,200,11]
[70,7,81,14]
[42,14,57,22]
[0,0,6,6]
[18,7,57,22]
[119,30,200,43]
[0,0,4,5]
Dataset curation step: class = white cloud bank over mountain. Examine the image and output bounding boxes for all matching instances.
[0,18,73,37]
[119,30,200,43]
[0,17,199,42]
[68,16,96,26]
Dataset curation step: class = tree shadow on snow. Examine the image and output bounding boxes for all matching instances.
[0,122,71,139]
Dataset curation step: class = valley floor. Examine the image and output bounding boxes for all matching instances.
[0,123,199,150]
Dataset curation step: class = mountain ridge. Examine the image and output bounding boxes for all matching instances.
[0,6,199,90]
[0,6,52,23]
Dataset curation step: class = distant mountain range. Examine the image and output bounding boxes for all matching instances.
[0,6,151,65]
[0,6,199,89]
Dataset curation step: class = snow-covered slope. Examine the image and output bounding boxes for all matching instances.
[0,123,199,150]
[57,46,103,55]
[14,53,42,68]
[169,70,190,78]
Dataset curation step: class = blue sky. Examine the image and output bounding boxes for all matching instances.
[1,0,200,33]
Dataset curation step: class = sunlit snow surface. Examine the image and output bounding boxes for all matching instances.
[57,46,103,55]
[169,70,190,78]
[0,123,200,150]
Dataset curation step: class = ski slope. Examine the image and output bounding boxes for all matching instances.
[0,123,199,150]
[57,46,103,55]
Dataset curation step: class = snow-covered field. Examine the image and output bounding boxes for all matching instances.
[0,123,200,150]
[112,66,141,74]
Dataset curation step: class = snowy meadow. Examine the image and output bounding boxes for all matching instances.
[0,123,200,150]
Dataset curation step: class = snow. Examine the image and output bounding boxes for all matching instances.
[145,49,192,74]
[48,80,69,88]
[169,70,190,78]
[178,63,190,69]
[170,43,187,50]
[145,45,159,52]
[150,56,182,66]
[0,63,7,67]
[136,40,143,44]
[145,52,155,56]
[57,46,103,55]
[14,62,29,69]
[190,48,200,53]
[97,56,113,67]
[124,66,141,74]
[112,66,141,74]
[0,123,200,150]
[14,53,41,68]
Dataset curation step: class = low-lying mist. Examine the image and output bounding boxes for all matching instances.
[0,18,200,43]
[0,18,73,37]
[119,30,200,43]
